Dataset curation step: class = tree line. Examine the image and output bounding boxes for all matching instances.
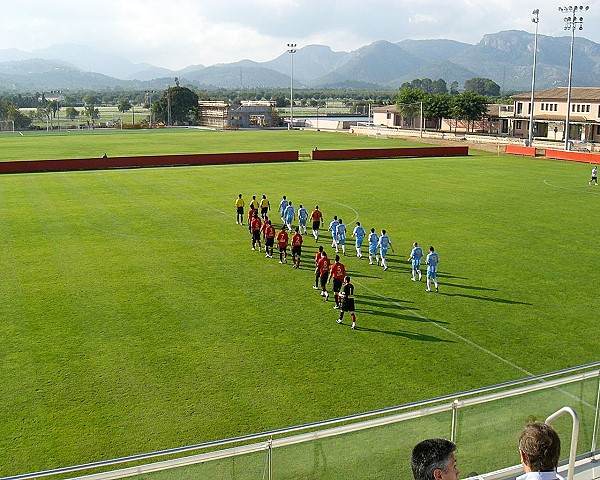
[396,77,502,131]
[0,76,507,129]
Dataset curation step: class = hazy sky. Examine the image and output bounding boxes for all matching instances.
[2,0,599,69]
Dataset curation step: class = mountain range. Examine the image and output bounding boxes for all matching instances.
[1,30,599,93]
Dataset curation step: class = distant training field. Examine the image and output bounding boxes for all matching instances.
[0,129,598,476]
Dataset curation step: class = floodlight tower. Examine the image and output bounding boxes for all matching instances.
[287,43,297,130]
[558,4,589,150]
[528,9,540,148]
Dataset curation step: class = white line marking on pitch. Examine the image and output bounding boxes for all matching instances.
[354,280,534,376]
[544,179,600,194]
[331,201,360,224]
[354,281,595,408]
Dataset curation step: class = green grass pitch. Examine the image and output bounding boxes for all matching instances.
[0,129,598,476]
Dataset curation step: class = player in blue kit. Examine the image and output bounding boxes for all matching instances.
[425,246,439,293]
[408,242,424,281]
[336,219,347,255]
[328,215,339,250]
[283,201,295,232]
[279,195,289,222]
[368,228,379,265]
[352,222,366,258]
[297,204,309,234]
[377,229,394,271]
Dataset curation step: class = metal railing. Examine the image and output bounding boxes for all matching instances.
[4,361,599,480]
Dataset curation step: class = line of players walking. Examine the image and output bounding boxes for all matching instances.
[235,193,441,328]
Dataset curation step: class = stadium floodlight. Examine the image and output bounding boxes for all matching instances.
[558,5,589,150]
[287,43,297,130]
[166,84,172,126]
[528,9,540,148]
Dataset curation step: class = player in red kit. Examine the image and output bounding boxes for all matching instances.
[250,212,262,252]
[316,251,331,300]
[312,245,324,290]
[247,208,257,234]
[277,225,289,264]
[261,215,270,244]
[291,227,303,269]
[310,205,323,242]
[329,255,346,309]
[264,220,276,258]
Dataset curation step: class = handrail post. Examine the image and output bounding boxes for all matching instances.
[268,437,273,480]
[592,371,600,459]
[450,400,459,443]
[545,407,580,480]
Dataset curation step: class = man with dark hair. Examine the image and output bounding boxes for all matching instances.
[518,423,561,480]
[336,276,356,329]
[329,255,346,309]
[411,438,459,480]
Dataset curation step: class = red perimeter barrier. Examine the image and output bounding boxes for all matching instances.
[505,145,538,157]
[545,149,600,164]
[0,151,299,174]
[311,146,468,160]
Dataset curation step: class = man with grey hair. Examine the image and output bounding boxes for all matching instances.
[518,423,561,480]
[411,438,459,480]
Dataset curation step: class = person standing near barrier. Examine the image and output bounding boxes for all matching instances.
[590,166,598,186]
[517,423,561,480]
[411,438,459,480]
[235,194,245,225]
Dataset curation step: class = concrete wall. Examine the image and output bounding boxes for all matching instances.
[311,146,469,161]
[0,151,299,174]
[544,149,600,164]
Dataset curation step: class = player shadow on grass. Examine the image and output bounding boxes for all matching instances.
[358,294,416,306]
[351,324,454,342]
[438,292,532,305]
[356,308,449,325]
[441,282,498,292]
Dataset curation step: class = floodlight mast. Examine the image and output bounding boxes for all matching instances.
[558,5,589,151]
[287,43,297,130]
[528,9,540,148]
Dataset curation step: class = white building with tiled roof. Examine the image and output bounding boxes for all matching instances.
[512,87,600,143]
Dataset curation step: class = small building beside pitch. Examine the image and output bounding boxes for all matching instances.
[198,100,279,129]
